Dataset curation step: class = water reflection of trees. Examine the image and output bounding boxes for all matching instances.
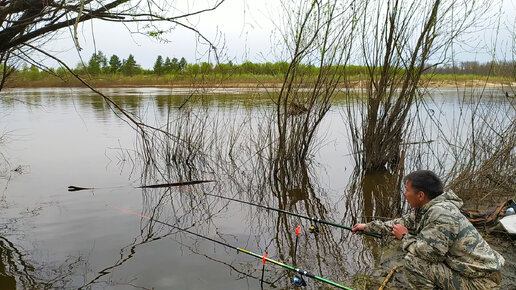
[345,168,404,224]
[346,87,516,207]
[0,235,82,289]
[402,90,516,207]
[106,91,361,288]
[79,186,237,289]
[0,236,32,289]
[140,90,513,285]
[74,73,515,289]
[443,91,515,206]
[4,86,514,288]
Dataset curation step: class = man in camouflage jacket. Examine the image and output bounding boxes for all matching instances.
[352,170,505,289]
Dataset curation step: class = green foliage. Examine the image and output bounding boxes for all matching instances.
[230,61,291,75]
[56,67,68,77]
[163,57,171,73]
[171,57,180,72]
[88,56,101,75]
[28,65,40,80]
[200,62,212,74]
[148,31,164,37]
[88,51,107,75]
[74,62,87,74]
[0,63,15,74]
[160,57,187,74]
[213,62,232,74]
[153,55,164,75]
[432,61,516,79]
[179,57,187,71]
[121,54,140,76]
[17,56,514,83]
[109,54,122,73]
[163,57,182,73]
[186,63,200,75]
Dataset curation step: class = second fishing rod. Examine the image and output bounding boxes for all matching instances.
[179,186,382,239]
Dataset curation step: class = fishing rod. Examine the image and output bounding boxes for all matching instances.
[179,187,382,239]
[67,180,216,192]
[108,205,353,289]
[70,179,380,238]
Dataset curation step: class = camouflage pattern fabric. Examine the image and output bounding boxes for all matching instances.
[366,191,505,287]
[404,253,500,289]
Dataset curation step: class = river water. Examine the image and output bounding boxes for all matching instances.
[0,87,513,289]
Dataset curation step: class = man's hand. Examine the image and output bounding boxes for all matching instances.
[392,224,408,240]
[352,223,366,234]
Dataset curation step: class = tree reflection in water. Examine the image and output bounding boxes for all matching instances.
[0,236,23,289]
[0,235,82,289]
[83,95,363,288]
[2,86,513,288]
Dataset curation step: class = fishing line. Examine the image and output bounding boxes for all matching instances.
[108,205,353,289]
[177,186,382,239]
[71,179,380,238]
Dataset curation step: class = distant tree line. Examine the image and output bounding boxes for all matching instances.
[432,61,516,78]
[7,51,516,80]
[70,51,375,76]
[77,51,143,76]
[81,53,516,78]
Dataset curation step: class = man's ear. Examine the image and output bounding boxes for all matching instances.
[418,191,426,201]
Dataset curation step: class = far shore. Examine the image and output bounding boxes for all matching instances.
[4,75,515,90]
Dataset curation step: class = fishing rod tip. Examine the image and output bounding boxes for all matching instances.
[67,185,89,192]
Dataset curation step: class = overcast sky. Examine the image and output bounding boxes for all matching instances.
[41,0,516,70]
[43,0,281,69]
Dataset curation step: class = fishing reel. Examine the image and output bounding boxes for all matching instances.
[309,224,319,234]
[293,275,307,287]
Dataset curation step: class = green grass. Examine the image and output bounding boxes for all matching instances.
[422,73,512,83]
[4,70,513,89]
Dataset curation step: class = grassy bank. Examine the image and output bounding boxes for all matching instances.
[4,70,514,88]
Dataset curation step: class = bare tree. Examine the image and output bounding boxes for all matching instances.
[0,0,229,161]
[439,11,516,206]
[0,0,224,53]
[0,0,225,91]
[345,0,492,172]
[268,0,359,167]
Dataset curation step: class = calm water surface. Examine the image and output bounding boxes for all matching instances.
[0,87,511,289]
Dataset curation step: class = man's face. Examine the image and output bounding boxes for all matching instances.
[404,181,423,208]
